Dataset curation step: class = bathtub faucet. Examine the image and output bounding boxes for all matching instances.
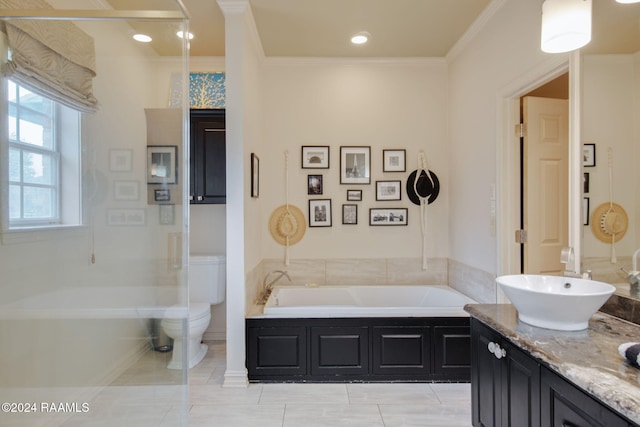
[257,270,291,304]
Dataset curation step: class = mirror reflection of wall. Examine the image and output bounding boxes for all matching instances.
[580,1,640,300]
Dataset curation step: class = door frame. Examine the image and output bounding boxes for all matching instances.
[496,52,582,302]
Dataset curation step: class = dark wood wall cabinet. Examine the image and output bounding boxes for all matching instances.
[471,318,637,427]
[246,317,471,383]
[190,109,225,204]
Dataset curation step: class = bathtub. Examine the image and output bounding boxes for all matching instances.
[262,284,476,318]
[249,285,476,382]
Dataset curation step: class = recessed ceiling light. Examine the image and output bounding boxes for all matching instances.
[351,32,370,45]
[133,34,152,43]
[616,0,640,3]
[176,30,194,40]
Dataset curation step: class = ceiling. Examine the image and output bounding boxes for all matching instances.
[106,0,640,57]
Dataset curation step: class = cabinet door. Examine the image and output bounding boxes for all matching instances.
[310,326,368,376]
[433,325,471,380]
[190,110,225,204]
[247,326,307,378]
[540,367,629,427]
[471,319,503,427]
[372,326,430,376]
[502,341,540,427]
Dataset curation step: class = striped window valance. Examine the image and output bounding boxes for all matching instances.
[0,0,98,113]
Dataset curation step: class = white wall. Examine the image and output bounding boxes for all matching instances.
[447,0,558,276]
[581,55,637,260]
[260,59,449,261]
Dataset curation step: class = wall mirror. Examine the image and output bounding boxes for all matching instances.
[579,1,640,302]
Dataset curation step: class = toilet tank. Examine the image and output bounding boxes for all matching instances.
[189,254,226,304]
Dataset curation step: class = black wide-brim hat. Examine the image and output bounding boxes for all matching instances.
[406,169,439,205]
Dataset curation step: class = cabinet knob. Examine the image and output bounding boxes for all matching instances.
[189,195,194,201]
[197,196,203,201]
[488,341,506,359]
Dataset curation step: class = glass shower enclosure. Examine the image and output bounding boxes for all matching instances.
[0,1,191,425]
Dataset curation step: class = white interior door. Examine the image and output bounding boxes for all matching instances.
[523,96,569,274]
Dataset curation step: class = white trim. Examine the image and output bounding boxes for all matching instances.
[496,54,572,302]
[263,56,446,67]
[223,369,249,388]
[446,0,508,62]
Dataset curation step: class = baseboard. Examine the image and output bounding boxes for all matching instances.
[203,330,226,341]
[223,369,249,388]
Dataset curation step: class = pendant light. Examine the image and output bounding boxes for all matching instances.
[541,0,592,53]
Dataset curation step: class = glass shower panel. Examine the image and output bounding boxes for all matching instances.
[0,3,190,426]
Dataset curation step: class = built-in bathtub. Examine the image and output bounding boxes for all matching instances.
[247,285,477,383]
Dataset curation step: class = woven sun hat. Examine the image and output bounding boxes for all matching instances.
[406,169,440,205]
[269,205,306,246]
[591,202,628,244]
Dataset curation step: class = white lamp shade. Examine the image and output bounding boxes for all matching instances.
[541,0,592,53]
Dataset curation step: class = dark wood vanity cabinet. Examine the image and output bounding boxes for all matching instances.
[540,367,630,427]
[471,318,637,427]
[471,319,540,427]
[190,109,225,204]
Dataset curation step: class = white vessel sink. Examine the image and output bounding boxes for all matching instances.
[496,274,615,331]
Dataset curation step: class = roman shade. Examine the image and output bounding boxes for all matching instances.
[0,0,98,113]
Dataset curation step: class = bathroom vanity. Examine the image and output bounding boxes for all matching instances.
[466,304,640,427]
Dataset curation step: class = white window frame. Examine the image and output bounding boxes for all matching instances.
[1,78,82,237]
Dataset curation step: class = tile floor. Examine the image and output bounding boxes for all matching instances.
[63,341,473,427]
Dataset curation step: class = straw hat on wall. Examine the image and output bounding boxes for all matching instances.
[269,204,306,246]
[590,202,628,244]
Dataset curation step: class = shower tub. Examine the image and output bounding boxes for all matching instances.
[247,285,476,383]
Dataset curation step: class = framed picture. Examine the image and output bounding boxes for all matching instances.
[583,143,596,167]
[308,174,323,195]
[342,204,358,225]
[114,181,139,201]
[159,204,175,225]
[583,172,590,194]
[340,146,370,184]
[154,188,171,202]
[376,180,402,201]
[147,146,177,184]
[251,153,259,198]
[109,149,132,172]
[347,189,362,201]
[583,197,590,226]
[107,208,146,226]
[301,146,330,169]
[309,199,332,227]
[383,149,406,172]
[369,208,408,226]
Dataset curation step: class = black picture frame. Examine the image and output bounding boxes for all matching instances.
[301,146,330,169]
[369,208,408,226]
[154,188,170,202]
[307,174,323,195]
[346,189,362,201]
[147,145,177,184]
[340,146,371,184]
[251,153,259,198]
[309,199,332,227]
[342,204,358,225]
[583,172,589,194]
[382,149,406,172]
[376,180,402,201]
[583,143,596,167]
[583,197,590,226]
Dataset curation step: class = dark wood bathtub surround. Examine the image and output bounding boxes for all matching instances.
[246,317,471,383]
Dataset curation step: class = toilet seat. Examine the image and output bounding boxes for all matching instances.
[163,303,210,321]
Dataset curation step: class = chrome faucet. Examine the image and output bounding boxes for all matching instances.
[256,270,291,304]
[621,248,640,287]
[560,246,592,279]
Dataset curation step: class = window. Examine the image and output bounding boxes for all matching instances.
[6,80,81,229]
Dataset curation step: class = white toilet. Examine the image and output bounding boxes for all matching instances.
[161,254,225,369]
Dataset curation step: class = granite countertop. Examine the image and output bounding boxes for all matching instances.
[465,304,640,425]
